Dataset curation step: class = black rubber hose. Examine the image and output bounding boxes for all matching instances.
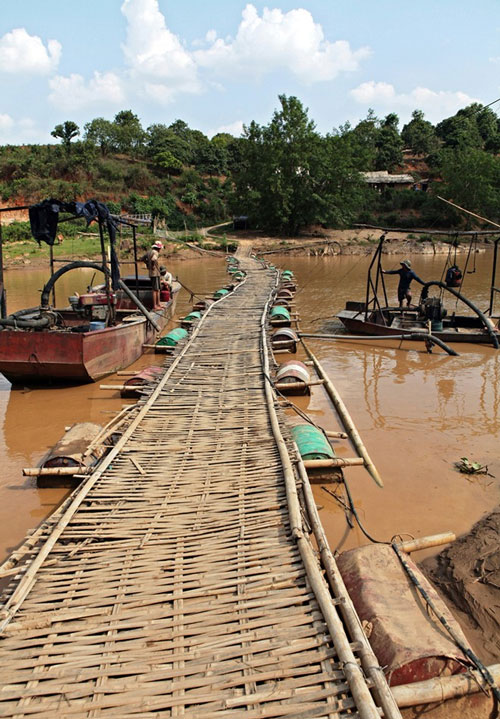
[0,315,51,328]
[40,261,109,309]
[421,281,499,349]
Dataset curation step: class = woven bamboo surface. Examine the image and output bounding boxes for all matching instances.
[0,258,386,718]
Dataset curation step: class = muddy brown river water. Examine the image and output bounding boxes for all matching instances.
[1,252,499,563]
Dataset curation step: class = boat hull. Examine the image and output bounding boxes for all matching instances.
[0,290,179,384]
[337,308,499,345]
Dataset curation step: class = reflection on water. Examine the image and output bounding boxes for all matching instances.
[280,253,500,558]
[1,251,499,561]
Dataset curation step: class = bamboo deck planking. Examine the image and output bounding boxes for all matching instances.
[0,257,398,718]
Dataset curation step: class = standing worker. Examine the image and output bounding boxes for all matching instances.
[142,240,163,310]
[382,259,425,308]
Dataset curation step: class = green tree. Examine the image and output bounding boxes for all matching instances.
[232,95,364,234]
[401,110,438,156]
[375,113,403,171]
[112,110,145,155]
[439,148,500,224]
[84,117,114,155]
[51,121,80,151]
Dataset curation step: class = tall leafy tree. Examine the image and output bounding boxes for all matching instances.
[401,110,438,156]
[232,95,364,234]
[112,110,145,155]
[375,113,403,171]
[84,117,114,155]
[51,121,80,151]
[439,148,500,223]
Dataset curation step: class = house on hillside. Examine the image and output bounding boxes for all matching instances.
[361,170,415,192]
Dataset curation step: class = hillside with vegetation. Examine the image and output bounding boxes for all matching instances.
[1,97,500,238]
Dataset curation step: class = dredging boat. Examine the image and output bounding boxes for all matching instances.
[337,235,500,348]
[0,199,180,383]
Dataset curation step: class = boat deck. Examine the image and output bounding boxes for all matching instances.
[0,258,398,718]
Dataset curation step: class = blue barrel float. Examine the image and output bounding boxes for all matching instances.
[214,288,230,300]
[270,305,291,326]
[291,424,335,461]
[156,327,188,347]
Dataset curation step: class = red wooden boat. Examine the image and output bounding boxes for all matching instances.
[0,200,183,384]
[0,273,180,384]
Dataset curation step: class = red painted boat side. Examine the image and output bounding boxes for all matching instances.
[0,289,179,383]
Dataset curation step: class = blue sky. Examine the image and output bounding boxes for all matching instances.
[0,0,498,144]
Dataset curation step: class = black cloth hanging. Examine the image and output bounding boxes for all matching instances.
[29,198,120,290]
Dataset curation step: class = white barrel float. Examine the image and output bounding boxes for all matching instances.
[277,289,294,300]
[276,360,311,394]
[271,327,298,352]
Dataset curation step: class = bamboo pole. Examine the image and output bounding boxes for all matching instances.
[396,532,456,554]
[260,286,382,719]
[391,664,500,708]
[303,457,365,469]
[22,467,89,477]
[300,337,384,487]
[275,379,324,391]
[437,196,500,229]
[295,448,402,719]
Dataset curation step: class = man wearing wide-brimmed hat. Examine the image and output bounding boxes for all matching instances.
[382,259,425,308]
[142,240,163,310]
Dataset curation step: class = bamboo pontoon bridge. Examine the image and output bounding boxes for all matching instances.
[0,255,401,719]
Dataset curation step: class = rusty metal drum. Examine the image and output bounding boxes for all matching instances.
[276,360,310,394]
[271,327,298,352]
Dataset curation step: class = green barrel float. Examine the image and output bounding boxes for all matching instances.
[183,311,201,322]
[282,270,294,278]
[232,271,246,281]
[213,288,230,300]
[156,327,188,347]
[291,424,335,461]
[270,305,291,325]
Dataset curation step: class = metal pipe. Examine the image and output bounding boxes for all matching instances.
[117,279,160,332]
[421,281,499,349]
[0,218,6,318]
[489,237,499,316]
[299,332,459,356]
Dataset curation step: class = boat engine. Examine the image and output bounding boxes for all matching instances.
[75,293,115,322]
[419,297,447,332]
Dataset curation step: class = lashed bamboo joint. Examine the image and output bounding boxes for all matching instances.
[0,256,399,719]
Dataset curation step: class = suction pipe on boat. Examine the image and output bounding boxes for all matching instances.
[117,279,161,332]
[421,281,499,349]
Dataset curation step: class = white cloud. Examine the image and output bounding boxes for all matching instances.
[119,0,369,104]
[121,0,201,98]
[0,115,50,144]
[0,113,14,132]
[210,120,244,138]
[350,81,478,121]
[0,28,61,75]
[48,71,125,111]
[194,4,371,84]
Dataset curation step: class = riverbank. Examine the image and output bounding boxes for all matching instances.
[2,226,492,270]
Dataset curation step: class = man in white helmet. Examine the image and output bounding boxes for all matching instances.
[142,240,163,310]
